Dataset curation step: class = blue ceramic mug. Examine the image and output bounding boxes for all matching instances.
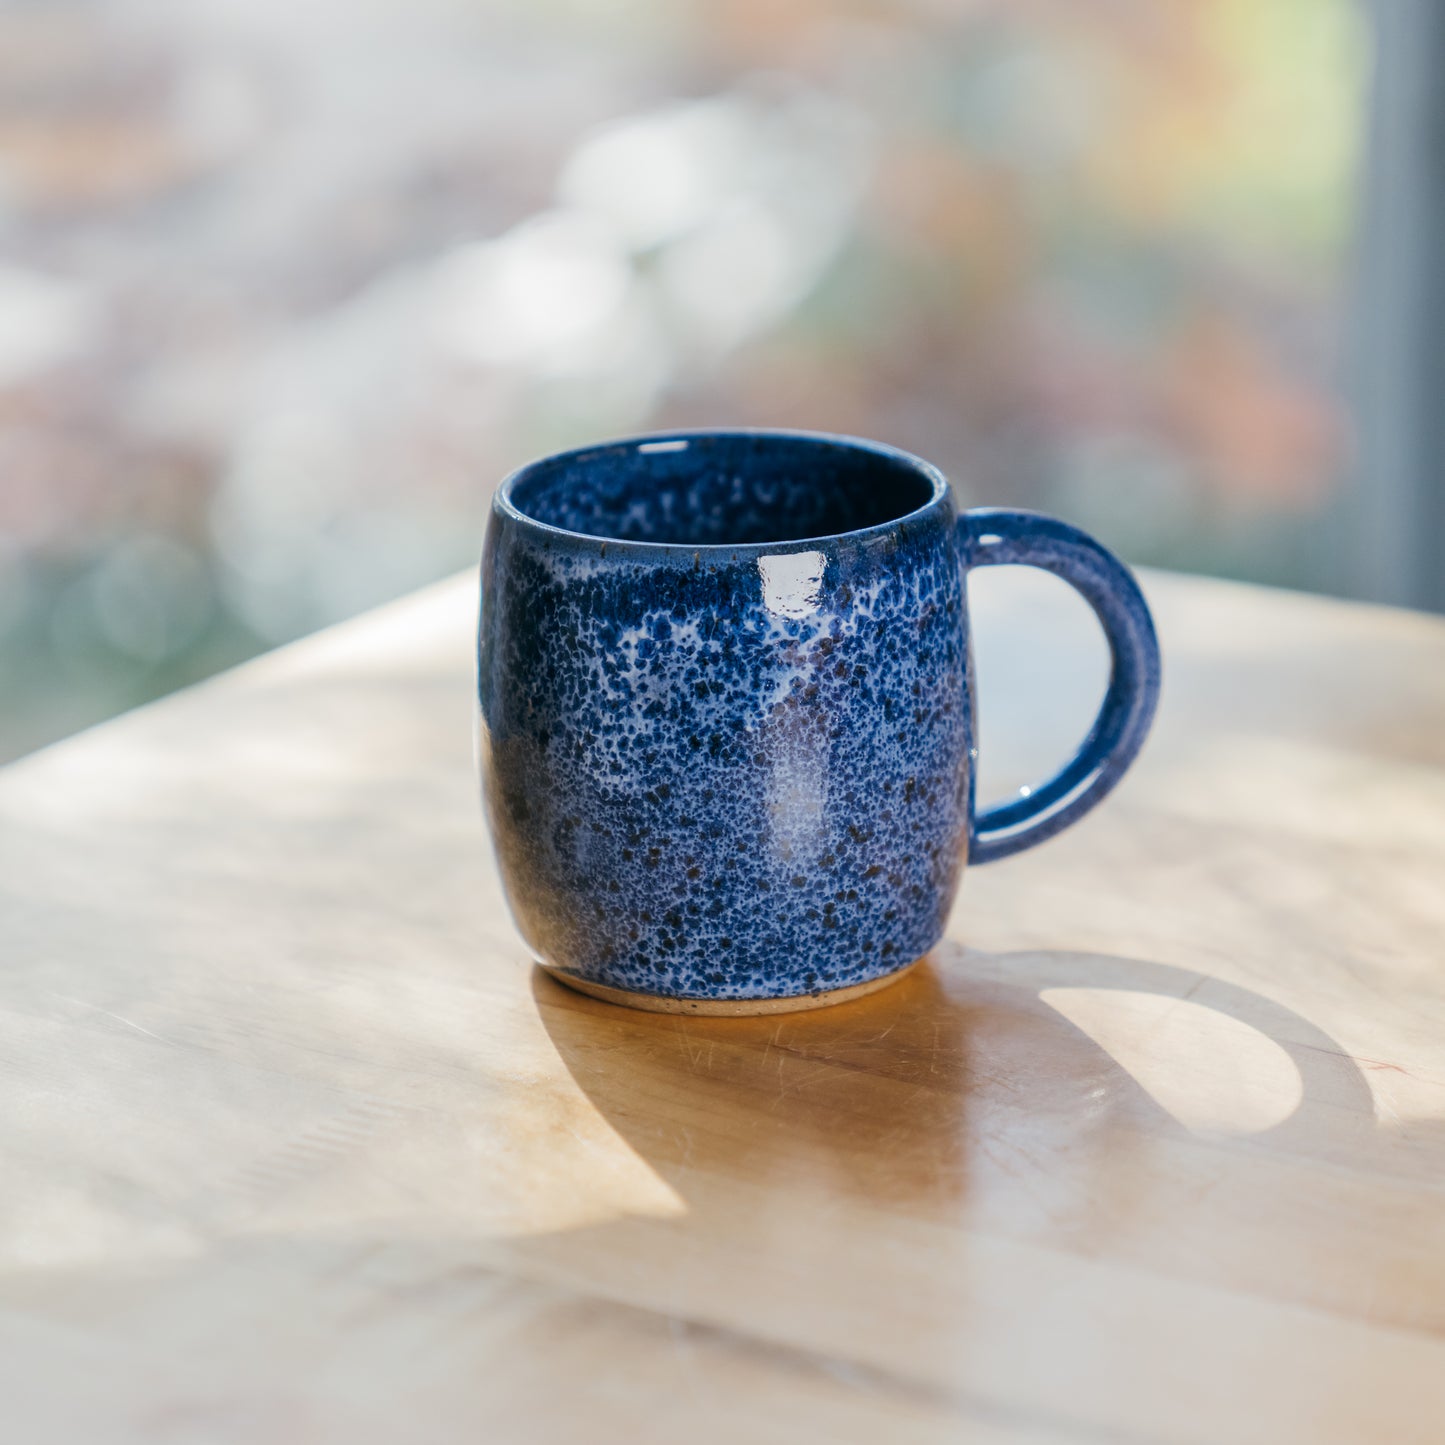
[479,430,1159,1014]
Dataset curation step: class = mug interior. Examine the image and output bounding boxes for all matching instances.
[503,432,941,547]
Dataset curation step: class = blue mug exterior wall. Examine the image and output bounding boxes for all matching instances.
[479,437,975,1003]
[479,429,1161,1006]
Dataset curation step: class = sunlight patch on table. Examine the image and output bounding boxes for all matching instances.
[1041,987,1303,1137]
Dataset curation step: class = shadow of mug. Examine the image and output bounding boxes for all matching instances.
[533,945,1386,1230]
[521,937,1445,1359]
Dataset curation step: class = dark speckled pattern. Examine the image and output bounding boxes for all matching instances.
[478,430,1160,1004]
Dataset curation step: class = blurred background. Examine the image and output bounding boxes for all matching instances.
[0,0,1426,763]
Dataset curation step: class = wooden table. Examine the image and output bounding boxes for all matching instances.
[3,566,1444,1444]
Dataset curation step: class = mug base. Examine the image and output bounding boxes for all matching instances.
[540,957,921,1016]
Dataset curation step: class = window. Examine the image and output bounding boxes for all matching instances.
[0,0,1392,760]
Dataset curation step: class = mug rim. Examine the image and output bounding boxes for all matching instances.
[494,427,951,558]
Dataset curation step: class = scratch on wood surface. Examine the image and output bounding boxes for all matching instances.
[967,1066,1023,1097]
[47,992,171,1044]
[672,1014,708,1071]
[758,1020,783,1073]
[777,1059,837,1101]
[1296,1041,1412,1077]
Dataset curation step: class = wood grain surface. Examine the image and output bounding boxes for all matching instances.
[2,566,1444,1444]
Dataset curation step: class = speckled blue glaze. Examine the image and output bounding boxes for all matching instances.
[478,430,1159,1003]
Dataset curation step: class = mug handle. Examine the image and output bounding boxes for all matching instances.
[958,508,1162,865]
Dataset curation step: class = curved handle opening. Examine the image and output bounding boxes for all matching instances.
[960,509,1161,865]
